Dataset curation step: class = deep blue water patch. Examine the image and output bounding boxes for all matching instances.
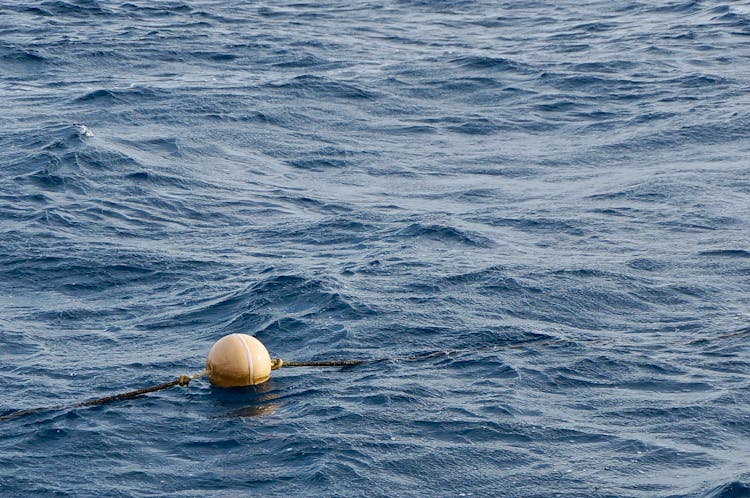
[1,0,749,496]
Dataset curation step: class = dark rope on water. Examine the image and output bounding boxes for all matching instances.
[0,370,207,423]
[271,358,365,369]
[73,371,206,408]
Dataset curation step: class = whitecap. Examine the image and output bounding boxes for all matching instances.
[76,124,94,137]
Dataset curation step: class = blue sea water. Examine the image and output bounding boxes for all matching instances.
[1,0,749,495]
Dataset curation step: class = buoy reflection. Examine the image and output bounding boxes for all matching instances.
[211,379,282,418]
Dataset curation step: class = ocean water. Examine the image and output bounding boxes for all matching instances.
[1,0,749,495]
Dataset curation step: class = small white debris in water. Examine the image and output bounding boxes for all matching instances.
[77,124,94,137]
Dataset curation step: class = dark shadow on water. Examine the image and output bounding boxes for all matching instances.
[222,403,281,418]
[209,380,282,419]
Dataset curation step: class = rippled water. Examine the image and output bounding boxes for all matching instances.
[1,0,749,496]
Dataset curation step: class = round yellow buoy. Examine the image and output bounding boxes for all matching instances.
[205,333,272,387]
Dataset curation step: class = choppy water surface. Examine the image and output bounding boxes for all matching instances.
[1,0,749,496]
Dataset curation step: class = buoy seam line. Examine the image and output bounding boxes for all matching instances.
[239,336,254,386]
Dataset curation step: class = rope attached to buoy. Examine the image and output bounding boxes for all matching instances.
[0,370,208,422]
[73,369,208,408]
[270,358,365,370]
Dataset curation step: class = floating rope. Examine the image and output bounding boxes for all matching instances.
[73,369,207,408]
[0,370,207,422]
[271,358,365,369]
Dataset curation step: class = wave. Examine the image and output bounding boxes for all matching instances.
[73,86,164,104]
[142,274,375,341]
[392,222,495,248]
[0,47,49,64]
[265,75,376,100]
[449,55,536,74]
[699,479,750,498]
[699,249,750,259]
